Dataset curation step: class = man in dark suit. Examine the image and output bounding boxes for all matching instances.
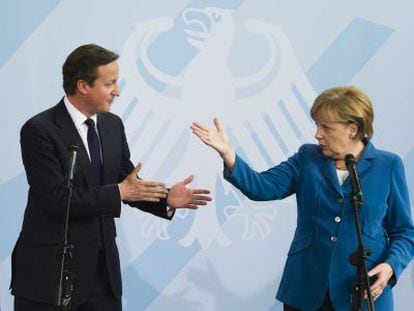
[10,44,212,311]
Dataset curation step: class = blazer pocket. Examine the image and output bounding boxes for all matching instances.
[362,223,387,263]
[288,235,312,256]
[362,222,387,243]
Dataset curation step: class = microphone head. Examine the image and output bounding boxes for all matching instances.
[67,144,78,152]
[345,154,356,167]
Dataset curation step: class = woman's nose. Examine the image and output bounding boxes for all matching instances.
[314,127,323,139]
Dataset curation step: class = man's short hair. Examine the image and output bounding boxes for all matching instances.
[62,44,119,95]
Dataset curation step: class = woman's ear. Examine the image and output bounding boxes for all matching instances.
[349,123,358,139]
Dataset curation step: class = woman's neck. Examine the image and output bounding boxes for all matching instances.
[335,140,366,170]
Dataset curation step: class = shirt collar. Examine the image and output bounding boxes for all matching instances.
[64,96,98,128]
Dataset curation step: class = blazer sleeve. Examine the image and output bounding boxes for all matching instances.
[383,156,414,284]
[223,148,302,201]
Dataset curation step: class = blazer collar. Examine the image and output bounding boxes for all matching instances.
[322,140,376,197]
[355,140,376,176]
[54,99,84,149]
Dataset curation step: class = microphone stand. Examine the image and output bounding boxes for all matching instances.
[56,145,77,310]
[349,193,375,311]
[346,155,375,311]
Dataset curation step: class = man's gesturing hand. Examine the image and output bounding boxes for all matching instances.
[119,163,168,202]
[167,175,212,209]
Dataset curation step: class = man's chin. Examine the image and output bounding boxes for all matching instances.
[99,104,112,113]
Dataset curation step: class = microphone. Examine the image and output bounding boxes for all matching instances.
[345,154,364,205]
[66,144,78,189]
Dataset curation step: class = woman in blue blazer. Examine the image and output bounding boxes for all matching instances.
[191,86,414,310]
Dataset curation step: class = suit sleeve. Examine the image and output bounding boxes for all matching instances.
[116,117,172,220]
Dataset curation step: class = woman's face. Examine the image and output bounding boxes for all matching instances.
[314,116,357,160]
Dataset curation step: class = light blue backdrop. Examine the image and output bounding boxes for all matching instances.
[1,1,413,310]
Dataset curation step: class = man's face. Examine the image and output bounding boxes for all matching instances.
[83,61,120,115]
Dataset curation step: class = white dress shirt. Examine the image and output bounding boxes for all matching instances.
[64,96,98,161]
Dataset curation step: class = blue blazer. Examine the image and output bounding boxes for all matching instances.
[224,142,414,310]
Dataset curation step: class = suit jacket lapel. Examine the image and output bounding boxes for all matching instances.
[54,99,95,186]
[97,114,116,184]
[323,157,343,197]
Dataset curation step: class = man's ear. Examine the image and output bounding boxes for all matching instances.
[76,80,89,96]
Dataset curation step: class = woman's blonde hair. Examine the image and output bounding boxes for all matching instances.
[310,86,374,139]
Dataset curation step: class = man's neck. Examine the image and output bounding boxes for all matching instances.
[66,95,93,118]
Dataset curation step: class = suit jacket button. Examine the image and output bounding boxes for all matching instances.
[330,236,337,242]
[337,197,344,204]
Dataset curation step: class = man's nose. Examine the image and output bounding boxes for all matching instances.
[113,84,120,96]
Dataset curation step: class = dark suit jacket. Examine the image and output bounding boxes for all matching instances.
[10,99,172,304]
